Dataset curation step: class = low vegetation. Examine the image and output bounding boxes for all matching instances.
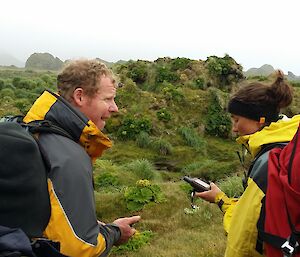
[1,55,299,256]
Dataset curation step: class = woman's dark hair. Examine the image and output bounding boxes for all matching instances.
[228,70,293,122]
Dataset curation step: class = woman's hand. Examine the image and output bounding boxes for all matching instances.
[194,182,222,203]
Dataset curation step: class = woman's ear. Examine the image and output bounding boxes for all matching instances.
[72,88,84,107]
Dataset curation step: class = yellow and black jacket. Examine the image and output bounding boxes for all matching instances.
[215,115,300,257]
[24,91,120,257]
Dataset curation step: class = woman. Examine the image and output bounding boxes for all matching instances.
[196,70,300,257]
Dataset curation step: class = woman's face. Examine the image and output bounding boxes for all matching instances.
[231,114,262,136]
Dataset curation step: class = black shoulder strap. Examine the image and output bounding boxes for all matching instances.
[1,115,74,141]
[23,120,74,141]
[242,143,287,190]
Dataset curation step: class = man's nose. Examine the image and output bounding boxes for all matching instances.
[109,101,118,113]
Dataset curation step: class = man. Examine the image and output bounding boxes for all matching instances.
[23,59,140,257]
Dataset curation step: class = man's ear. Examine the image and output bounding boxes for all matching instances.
[72,88,84,107]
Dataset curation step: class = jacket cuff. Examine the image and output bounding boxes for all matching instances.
[214,191,229,211]
[98,223,121,257]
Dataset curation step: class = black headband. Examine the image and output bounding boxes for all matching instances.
[228,99,279,122]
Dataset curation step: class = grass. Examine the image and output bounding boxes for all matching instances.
[95,180,229,257]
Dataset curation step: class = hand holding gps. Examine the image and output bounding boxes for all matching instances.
[183,176,211,192]
[183,176,211,209]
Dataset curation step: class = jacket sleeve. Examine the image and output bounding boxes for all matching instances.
[214,192,239,234]
[98,224,121,257]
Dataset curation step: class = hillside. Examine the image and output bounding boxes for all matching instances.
[25,53,64,70]
[0,56,300,256]
[244,64,300,81]
[244,64,275,77]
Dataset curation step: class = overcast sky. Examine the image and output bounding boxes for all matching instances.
[1,0,300,74]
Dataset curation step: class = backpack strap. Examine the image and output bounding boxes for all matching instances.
[259,230,299,257]
[31,239,69,257]
[242,143,287,190]
[22,120,74,141]
[1,115,74,141]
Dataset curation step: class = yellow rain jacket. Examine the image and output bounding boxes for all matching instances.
[24,91,120,257]
[215,115,300,257]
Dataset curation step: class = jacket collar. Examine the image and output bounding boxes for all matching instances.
[236,115,300,157]
[24,90,112,161]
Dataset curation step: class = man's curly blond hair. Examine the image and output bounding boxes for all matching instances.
[57,59,116,102]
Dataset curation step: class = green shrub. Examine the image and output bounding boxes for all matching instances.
[123,159,155,181]
[14,98,31,114]
[12,77,21,87]
[156,108,171,122]
[206,54,244,89]
[151,138,173,155]
[0,79,5,90]
[117,116,152,140]
[13,78,36,89]
[1,88,15,98]
[218,175,244,198]
[95,172,120,189]
[41,74,55,84]
[155,65,180,84]
[248,75,268,81]
[124,179,164,211]
[178,126,207,153]
[136,131,151,148]
[205,88,231,138]
[126,61,149,84]
[291,81,300,87]
[194,77,205,89]
[161,84,184,102]
[112,230,154,253]
[170,57,192,71]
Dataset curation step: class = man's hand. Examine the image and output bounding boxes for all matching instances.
[194,182,222,203]
[113,216,141,245]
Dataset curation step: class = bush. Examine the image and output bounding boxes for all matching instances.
[194,77,205,89]
[126,61,149,84]
[14,98,31,114]
[0,79,5,90]
[178,126,207,153]
[205,88,231,138]
[156,108,171,122]
[291,81,300,88]
[151,138,173,155]
[123,159,155,181]
[155,65,180,84]
[248,75,268,81]
[12,77,21,87]
[95,172,120,189]
[161,83,184,102]
[117,116,152,140]
[170,57,192,71]
[124,180,164,211]
[0,88,15,98]
[13,78,36,89]
[136,131,151,148]
[218,175,244,198]
[112,230,154,253]
[206,54,244,89]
